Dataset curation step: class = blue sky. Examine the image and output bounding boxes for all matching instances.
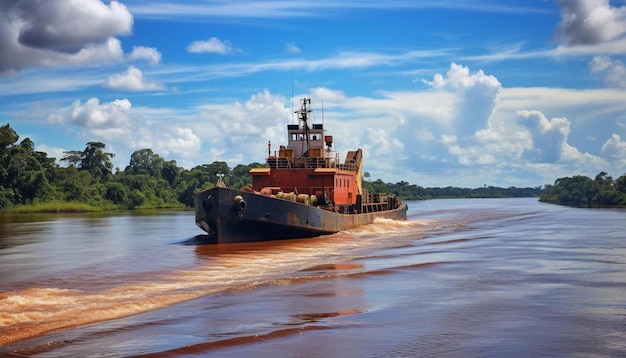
[2,0,626,188]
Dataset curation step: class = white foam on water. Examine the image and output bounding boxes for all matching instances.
[0,217,439,346]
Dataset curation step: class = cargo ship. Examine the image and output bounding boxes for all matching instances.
[195,98,408,243]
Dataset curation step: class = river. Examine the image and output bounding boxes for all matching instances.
[0,198,625,357]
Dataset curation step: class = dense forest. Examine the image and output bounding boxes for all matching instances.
[540,172,626,207]
[0,124,266,211]
[1,123,542,212]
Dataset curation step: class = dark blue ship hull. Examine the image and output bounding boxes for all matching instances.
[195,187,408,243]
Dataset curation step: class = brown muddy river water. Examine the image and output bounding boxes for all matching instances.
[1,198,625,357]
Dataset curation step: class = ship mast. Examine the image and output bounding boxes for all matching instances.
[295,98,312,157]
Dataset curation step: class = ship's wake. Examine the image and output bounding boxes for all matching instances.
[0,216,461,348]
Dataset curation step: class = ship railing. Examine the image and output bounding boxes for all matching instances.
[266,152,362,171]
[360,191,398,213]
[268,155,342,169]
[361,192,391,204]
[337,162,359,171]
[267,157,291,169]
[302,157,331,168]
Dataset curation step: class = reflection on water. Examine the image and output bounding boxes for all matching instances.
[1,199,626,357]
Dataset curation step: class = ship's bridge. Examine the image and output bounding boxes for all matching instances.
[286,123,327,158]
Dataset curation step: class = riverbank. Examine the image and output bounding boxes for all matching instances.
[1,201,185,214]
[1,201,104,214]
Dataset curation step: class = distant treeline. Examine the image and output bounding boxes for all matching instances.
[362,179,543,201]
[1,123,543,212]
[540,172,626,207]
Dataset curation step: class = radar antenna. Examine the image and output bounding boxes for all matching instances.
[295,98,312,156]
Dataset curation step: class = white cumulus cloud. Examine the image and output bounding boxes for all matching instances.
[589,56,626,88]
[49,97,132,128]
[187,37,234,54]
[517,109,581,163]
[196,90,292,164]
[601,133,626,166]
[104,66,164,91]
[555,0,626,45]
[46,97,202,168]
[0,0,133,74]
[127,46,162,65]
[156,127,202,159]
[429,63,501,136]
[359,127,404,172]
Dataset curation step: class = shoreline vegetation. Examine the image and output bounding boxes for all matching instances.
[3,201,190,214]
[15,122,624,215]
[5,187,546,214]
[540,172,626,208]
[7,201,104,214]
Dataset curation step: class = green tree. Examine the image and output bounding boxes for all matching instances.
[616,175,626,194]
[178,178,200,207]
[200,161,232,186]
[231,162,265,188]
[540,172,626,207]
[19,138,57,175]
[105,182,129,206]
[0,124,20,195]
[1,143,53,204]
[161,160,180,187]
[0,129,55,205]
[79,142,115,179]
[60,150,82,167]
[125,148,165,177]
[128,189,146,209]
[0,187,14,208]
[0,124,19,150]
[49,166,93,202]
[594,171,613,186]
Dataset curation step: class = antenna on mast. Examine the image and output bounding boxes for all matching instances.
[296,98,312,156]
[291,76,294,124]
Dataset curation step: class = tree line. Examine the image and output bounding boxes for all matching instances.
[0,124,265,211]
[540,172,626,207]
[362,176,543,201]
[1,123,544,212]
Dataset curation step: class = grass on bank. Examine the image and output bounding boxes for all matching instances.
[3,201,106,213]
[2,200,188,214]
